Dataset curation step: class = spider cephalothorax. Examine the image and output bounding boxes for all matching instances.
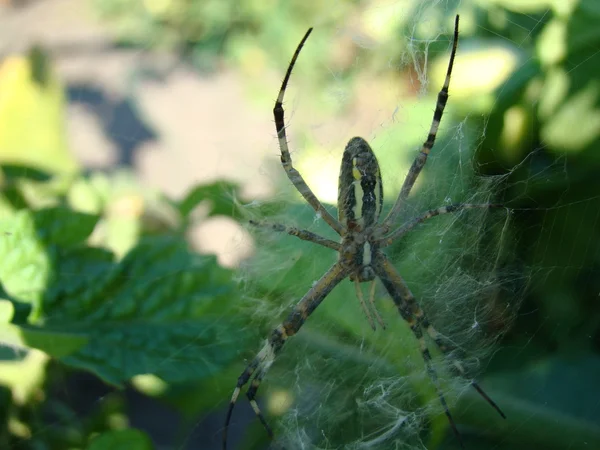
[223,15,506,450]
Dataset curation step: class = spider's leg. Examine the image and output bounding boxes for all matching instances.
[423,320,507,419]
[377,202,504,248]
[223,263,348,450]
[366,280,386,329]
[369,280,387,329]
[376,257,505,433]
[382,15,460,231]
[223,345,274,444]
[355,279,376,330]
[274,28,343,235]
[249,220,341,251]
[375,255,465,449]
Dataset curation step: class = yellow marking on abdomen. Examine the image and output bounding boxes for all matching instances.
[352,157,361,180]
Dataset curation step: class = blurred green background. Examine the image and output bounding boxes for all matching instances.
[0,0,599,449]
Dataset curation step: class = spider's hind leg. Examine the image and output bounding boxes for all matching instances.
[224,331,283,449]
[223,263,348,450]
[377,260,466,448]
[423,320,507,419]
[355,280,386,331]
[377,255,506,428]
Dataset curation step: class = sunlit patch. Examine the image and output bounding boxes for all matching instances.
[268,389,294,416]
[297,145,339,204]
[434,42,520,100]
[131,374,168,396]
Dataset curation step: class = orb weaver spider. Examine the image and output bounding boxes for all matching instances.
[224,15,506,449]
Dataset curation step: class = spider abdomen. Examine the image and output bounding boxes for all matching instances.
[338,137,383,230]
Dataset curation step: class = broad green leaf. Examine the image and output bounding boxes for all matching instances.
[43,236,245,386]
[32,207,99,247]
[0,210,51,321]
[1,164,53,183]
[0,323,88,357]
[0,207,99,322]
[453,356,600,449]
[0,205,246,386]
[87,429,153,450]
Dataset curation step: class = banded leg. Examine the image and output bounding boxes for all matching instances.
[422,321,506,419]
[223,263,348,450]
[382,15,460,232]
[378,202,503,248]
[375,256,465,448]
[249,220,341,251]
[274,28,343,235]
[376,257,505,432]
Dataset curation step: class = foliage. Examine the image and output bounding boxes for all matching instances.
[0,180,248,448]
[0,0,598,449]
[203,0,599,448]
[0,36,249,449]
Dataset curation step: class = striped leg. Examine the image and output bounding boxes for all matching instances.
[378,203,503,248]
[376,257,505,439]
[382,15,460,232]
[274,28,343,235]
[223,263,348,450]
[249,220,341,251]
[376,256,465,448]
[422,320,506,419]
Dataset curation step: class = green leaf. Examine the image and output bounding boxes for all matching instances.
[0,210,51,321]
[454,356,600,449]
[1,163,53,183]
[538,0,600,157]
[0,207,100,322]
[32,207,99,247]
[0,205,246,385]
[0,323,88,357]
[178,181,241,219]
[43,236,245,386]
[87,429,153,450]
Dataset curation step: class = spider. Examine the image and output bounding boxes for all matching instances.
[223,15,506,449]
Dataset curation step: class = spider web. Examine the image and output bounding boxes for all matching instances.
[234,2,600,450]
[1,1,599,450]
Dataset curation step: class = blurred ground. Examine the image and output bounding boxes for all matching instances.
[0,0,277,267]
[0,0,408,270]
[0,2,273,447]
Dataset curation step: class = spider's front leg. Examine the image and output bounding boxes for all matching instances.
[273,28,343,236]
[223,263,348,450]
[249,220,341,251]
[382,15,460,231]
[377,202,505,247]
